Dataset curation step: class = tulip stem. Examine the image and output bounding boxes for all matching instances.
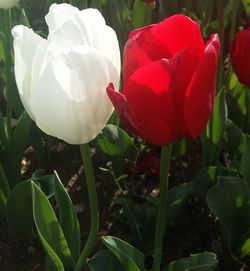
[74,144,99,271]
[152,144,172,271]
[216,0,224,91]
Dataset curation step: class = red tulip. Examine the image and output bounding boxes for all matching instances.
[230,27,250,88]
[107,14,220,146]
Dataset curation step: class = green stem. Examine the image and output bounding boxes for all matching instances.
[228,0,240,82]
[244,88,250,134]
[216,0,224,91]
[152,144,172,271]
[229,0,240,43]
[185,0,191,16]
[74,144,99,271]
[82,0,88,9]
[3,9,12,139]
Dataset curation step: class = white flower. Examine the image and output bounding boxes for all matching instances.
[12,3,121,144]
[0,0,19,9]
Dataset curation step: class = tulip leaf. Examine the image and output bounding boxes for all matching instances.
[162,252,218,271]
[241,135,250,187]
[102,236,145,271]
[34,174,55,198]
[202,88,227,166]
[119,196,143,250]
[243,0,250,16]
[0,164,10,216]
[223,119,244,160]
[207,177,250,258]
[132,0,154,28]
[88,250,124,271]
[192,166,239,202]
[6,180,33,238]
[11,111,32,187]
[0,110,8,149]
[96,124,133,156]
[31,181,74,270]
[20,9,30,27]
[54,171,80,263]
[166,183,192,225]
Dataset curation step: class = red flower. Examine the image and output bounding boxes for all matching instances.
[230,27,250,88]
[107,14,220,146]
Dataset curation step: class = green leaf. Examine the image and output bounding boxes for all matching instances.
[54,171,80,263]
[132,0,154,28]
[193,167,217,201]
[207,177,250,258]
[223,119,244,160]
[202,88,227,166]
[119,197,143,250]
[243,0,250,16]
[163,252,218,271]
[6,180,33,238]
[31,182,74,270]
[0,164,10,215]
[20,8,30,27]
[102,236,145,271]
[35,174,55,199]
[193,166,239,202]
[96,124,133,156]
[0,110,8,149]
[11,111,32,186]
[88,250,124,271]
[241,135,250,187]
[166,183,192,225]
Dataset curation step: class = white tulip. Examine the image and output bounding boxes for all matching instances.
[0,0,19,9]
[12,3,121,144]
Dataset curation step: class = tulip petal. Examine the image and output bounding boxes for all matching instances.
[230,29,250,88]
[128,14,205,61]
[45,3,78,32]
[184,34,220,138]
[78,9,120,75]
[12,25,45,120]
[116,59,183,145]
[46,6,120,75]
[30,46,118,144]
[123,27,153,82]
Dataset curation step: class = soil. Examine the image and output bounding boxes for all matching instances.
[0,140,250,271]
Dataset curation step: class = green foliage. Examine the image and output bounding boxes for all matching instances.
[207,177,250,258]
[96,124,133,157]
[162,252,218,271]
[202,88,227,166]
[0,164,10,215]
[54,172,80,263]
[102,236,145,271]
[132,0,154,28]
[6,180,33,238]
[88,250,123,271]
[32,181,74,271]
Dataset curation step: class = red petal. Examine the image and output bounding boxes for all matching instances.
[150,14,205,59]
[122,59,181,145]
[106,83,141,136]
[123,28,153,83]
[184,34,220,138]
[230,28,250,88]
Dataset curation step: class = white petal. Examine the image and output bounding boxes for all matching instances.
[45,3,78,32]
[30,46,119,144]
[12,25,45,119]
[78,8,121,75]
